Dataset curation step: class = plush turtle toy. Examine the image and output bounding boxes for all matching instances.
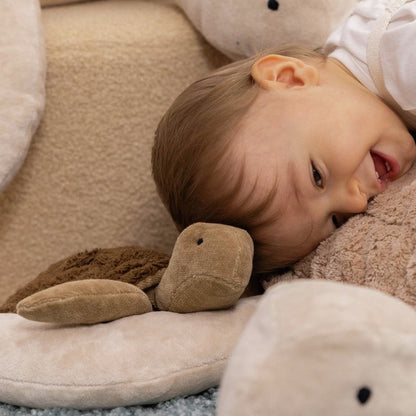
[0,223,255,324]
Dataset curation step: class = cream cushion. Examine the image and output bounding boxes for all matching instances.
[218,280,416,415]
[0,0,45,191]
[0,297,258,409]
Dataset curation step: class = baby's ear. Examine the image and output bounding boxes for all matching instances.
[251,54,319,90]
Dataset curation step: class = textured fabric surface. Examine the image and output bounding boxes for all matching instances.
[0,0,229,305]
[0,388,217,415]
[155,223,253,313]
[0,0,45,192]
[0,246,169,313]
[0,297,258,409]
[0,223,254,323]
[16,279,154,324]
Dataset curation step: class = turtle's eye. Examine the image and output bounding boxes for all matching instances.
[357,387,371,405]
[267,0,279,11]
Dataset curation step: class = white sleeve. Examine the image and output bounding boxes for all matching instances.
[381,2,416,112]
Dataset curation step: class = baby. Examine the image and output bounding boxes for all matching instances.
[152,0,416,274]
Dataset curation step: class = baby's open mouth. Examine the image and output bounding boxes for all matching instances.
[370,150,400,183]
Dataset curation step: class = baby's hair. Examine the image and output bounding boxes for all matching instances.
[152,45,326,273]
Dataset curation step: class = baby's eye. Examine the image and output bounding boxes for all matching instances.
[311,163,323,188]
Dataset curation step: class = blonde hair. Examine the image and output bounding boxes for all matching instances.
[152,45,326,273]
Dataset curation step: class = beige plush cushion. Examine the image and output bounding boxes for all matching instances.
[218,280,416,415]
[0,296,258,409]
[0,0,229,304]
[0,0,45,191]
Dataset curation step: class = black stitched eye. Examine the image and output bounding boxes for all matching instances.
[357,387,371,405]
[267,0,279,11]
[197,238,204,245]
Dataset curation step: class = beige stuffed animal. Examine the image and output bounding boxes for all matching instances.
[175,0,360,60]
[0,222,255,324]
[218,279,416,415]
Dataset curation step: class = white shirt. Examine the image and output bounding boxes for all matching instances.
[325,0,416,128]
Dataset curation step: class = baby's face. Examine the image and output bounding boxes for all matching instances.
[230,64,416,261]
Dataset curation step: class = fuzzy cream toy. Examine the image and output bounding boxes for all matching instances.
[175,0,360,60]
[218,279,416,415]
[0,222,255,324]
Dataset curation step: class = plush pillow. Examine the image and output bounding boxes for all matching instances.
[218,279,416,415]
[0,0,45,192]
[174,0,360,60]
[0,296,258,409]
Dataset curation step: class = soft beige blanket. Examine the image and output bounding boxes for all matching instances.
[266,163,416,308]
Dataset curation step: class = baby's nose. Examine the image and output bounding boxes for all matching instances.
[338,179,368,214]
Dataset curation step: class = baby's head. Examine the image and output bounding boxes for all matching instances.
[152,45,416,273]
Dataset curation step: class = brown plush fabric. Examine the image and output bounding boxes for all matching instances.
[156,223,254,312]
[0,223,256,324]
[16,280,154,324]
[0,246,169,313]
[265,164,416,309]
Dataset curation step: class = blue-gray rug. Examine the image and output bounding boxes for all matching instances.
[0,388,217,416]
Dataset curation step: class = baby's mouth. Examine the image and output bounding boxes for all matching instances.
[370,150,400,184]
